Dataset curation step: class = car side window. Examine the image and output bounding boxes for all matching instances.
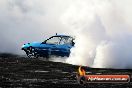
[60,37,73,45]
[46,37,61,45]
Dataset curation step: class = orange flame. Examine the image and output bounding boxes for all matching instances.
[78,66,86,76]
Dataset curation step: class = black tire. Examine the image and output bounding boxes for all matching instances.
[26,46,38,58]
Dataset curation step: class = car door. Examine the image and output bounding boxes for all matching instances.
[53,44,72,57]
[38,43,52,57]
[44,36,61,56]
[36,36,60,57]
[50,36,73,57]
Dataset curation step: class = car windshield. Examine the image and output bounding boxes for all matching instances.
[46,36,61,44]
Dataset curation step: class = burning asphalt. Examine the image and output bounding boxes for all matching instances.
[0,53,132,88]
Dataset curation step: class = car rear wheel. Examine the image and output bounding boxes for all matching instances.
[26,47,38,58]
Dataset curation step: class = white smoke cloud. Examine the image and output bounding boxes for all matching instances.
[61,0,132,69]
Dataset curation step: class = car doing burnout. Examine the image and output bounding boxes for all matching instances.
[21,34,75,58]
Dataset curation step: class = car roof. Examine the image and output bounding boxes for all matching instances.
[53,35,71,37]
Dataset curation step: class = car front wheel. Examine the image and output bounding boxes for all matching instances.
[26,47,38,58]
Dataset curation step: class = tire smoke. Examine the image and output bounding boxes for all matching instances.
[61,0,132,69]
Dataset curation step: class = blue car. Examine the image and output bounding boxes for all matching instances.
[21,34,75,58]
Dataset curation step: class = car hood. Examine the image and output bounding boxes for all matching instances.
[29,42,42,46]
[22,42,42,48]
